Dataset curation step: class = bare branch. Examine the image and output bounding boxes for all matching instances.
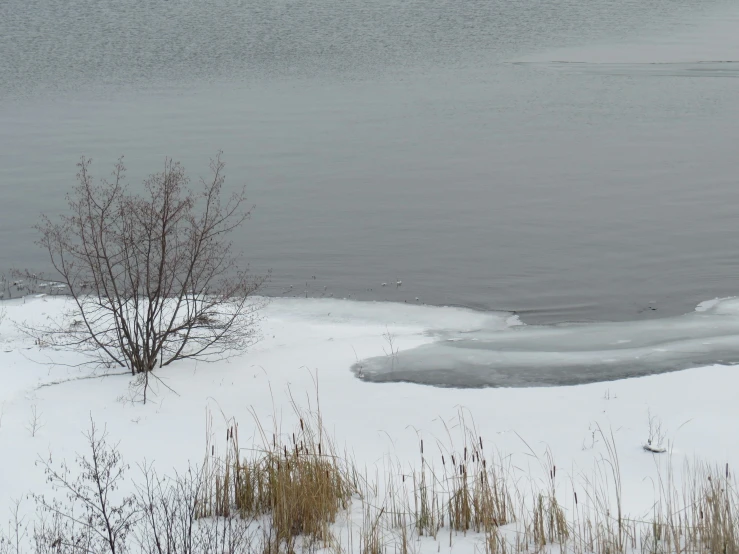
[30,154,267,400]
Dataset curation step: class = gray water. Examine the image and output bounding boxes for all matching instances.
[2,0,739,326]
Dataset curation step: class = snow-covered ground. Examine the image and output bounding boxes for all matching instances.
[1,295,738,550]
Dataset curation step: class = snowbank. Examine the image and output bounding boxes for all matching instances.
[1,295,738,543]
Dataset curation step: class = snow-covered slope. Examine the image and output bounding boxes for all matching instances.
[1,295,738,550]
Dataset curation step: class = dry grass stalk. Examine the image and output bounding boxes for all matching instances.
[439,416,513,535]
[10,394,739,554]
[360,504,385,554]
[201,400,353,550]
[413,440,442,537]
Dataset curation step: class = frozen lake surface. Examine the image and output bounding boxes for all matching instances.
[353,297,739,387]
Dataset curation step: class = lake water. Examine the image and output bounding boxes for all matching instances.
[2,0,739,325]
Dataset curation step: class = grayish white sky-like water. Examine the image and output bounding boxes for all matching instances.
[2,0,739,327]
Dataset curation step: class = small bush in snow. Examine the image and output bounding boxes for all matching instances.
[29,154,267,390]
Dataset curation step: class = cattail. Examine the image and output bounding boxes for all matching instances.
[574,492,578,505]
[300,418,304,431]
[421,439,424,455]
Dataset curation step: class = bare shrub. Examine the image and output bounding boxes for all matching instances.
[644,409,667,453]
[0,500,28,554]
[25,405,44,437]
[28,417,257,554]
[133,462,255,554]
[33,419,137,553]
[31,154,266,379]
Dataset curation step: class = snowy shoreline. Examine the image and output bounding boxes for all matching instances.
[1,295,739,550]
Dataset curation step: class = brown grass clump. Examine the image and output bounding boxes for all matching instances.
[437,414,514,535]
[200,399,354,550]
[156,404,739,554]
[532,493,568,548]
[696,467,739,554]
[10,393,739,554]
[484,526,511,554]
[413,440,442,538]
[359,505,386,554]
[651,461,739,554]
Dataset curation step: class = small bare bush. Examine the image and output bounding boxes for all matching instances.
[31,154,266,380]
[134,462,255,554]
[27,417,256,554]
[644,410,667,453]
[0,500,28,554]
[33,418,137,554]
[26,405,45,437]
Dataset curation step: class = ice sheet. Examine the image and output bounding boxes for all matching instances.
[353,297,739,387]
